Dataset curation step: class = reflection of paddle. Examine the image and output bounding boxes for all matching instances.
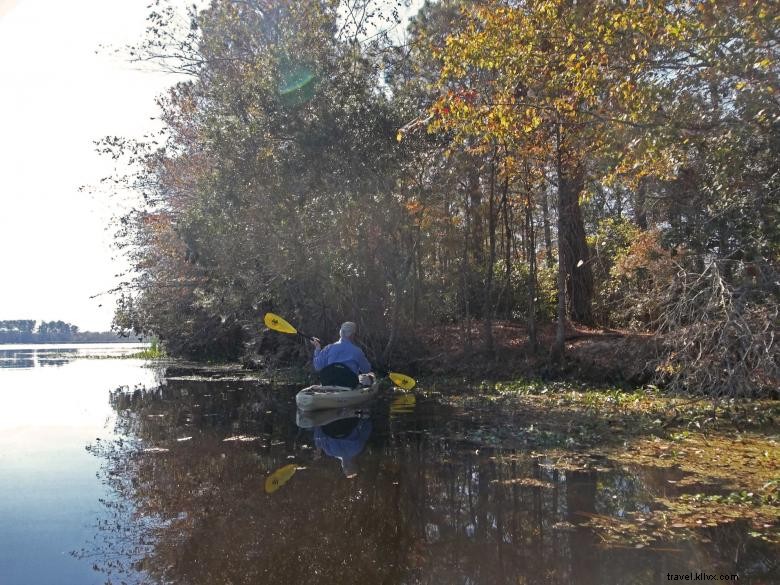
[263,312,416,390]
[390,393,416,414]
[265,463,297,494]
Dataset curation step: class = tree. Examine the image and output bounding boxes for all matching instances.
[104,0,413,362]
[430,0,683,357]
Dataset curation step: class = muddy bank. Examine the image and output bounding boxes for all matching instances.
[403,322,660,384]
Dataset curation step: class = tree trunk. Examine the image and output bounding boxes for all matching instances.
[525,177,537,351]
[382,240,416,365]
[502,178,513,320]
[382,276,402,366]
[463,183,473,356]
[467,166,483,266]
[559,159,594,325]
[552,128,567,361]
[541,183,554,266]
[483,156,497,356]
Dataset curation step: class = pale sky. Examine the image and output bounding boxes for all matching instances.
[0,0,423,333]
[0,0,189,331]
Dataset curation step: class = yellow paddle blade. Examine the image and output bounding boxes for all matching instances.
[264,312,298,335]
[389,372,416,390]
[265,463,297,494]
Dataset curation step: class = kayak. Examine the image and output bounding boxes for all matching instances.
[295,406,369,429]
[295,381,380,412]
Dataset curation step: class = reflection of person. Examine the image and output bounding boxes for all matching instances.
[310,322,372,388]
[313,417,372,478]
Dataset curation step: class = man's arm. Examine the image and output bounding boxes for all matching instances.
[357,350,371,374]
[312,339,327,371]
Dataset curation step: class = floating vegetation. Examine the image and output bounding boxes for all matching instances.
[491,477,555,489]
[423,380,780,548]
[223,435,262,443]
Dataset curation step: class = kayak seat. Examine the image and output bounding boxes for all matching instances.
[320,363,359,388]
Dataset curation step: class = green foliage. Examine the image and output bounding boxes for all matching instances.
[134,338,166,359]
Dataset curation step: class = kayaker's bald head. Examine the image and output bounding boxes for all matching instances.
[339,321,357,340]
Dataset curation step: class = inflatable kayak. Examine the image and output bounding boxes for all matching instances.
[295,381,379,411]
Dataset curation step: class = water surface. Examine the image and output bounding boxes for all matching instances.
[0,352,776,584]
[0,344,154,585]
[0,343,147,368]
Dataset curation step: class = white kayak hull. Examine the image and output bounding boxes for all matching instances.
[295,382,379,412]
[295,406,369,429]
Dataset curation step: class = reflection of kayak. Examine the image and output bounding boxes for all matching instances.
[295,382,379,411]
[296,406,368,429]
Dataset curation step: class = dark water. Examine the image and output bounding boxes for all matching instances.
[0,352,776,584]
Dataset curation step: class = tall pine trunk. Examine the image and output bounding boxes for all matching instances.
[553,128,567,361]
[541,184,554,267]
[552,127,595,360]
[525,175,537,351]
[559,162,594,325]
[483,157,497,356]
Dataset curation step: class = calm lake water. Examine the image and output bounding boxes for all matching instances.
[0,347,776,584]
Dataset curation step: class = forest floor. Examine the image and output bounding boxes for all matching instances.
[395,320,660,385]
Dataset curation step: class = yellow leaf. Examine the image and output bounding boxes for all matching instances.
[396,131,403,142]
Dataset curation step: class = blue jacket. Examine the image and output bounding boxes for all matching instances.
[314,419,372,460]
[312,338,371,375]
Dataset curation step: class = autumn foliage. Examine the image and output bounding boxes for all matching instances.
[103,0,778,396]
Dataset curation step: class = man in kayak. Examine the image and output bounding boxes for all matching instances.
[311,321,371,388]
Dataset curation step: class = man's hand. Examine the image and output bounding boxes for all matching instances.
[310,337,321,350]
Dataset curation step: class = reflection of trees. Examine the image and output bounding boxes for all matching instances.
[36,348,75,367]
[0,350,35,369]
[0,348,75,368]
[85,384,769,584]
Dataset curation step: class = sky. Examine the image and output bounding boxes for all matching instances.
[0,0,190,331]
[0,0,423,333]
